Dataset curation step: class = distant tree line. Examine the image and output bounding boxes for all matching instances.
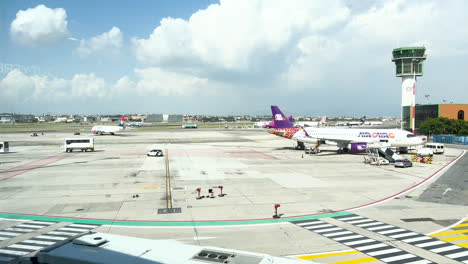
[200,116,236,122]
[419,117,468,136]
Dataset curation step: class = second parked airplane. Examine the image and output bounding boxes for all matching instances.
[91,116,126,135]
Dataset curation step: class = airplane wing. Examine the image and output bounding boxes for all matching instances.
[311,137,351,146]
[298,129,354,147]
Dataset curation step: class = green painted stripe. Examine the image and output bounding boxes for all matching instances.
[0,211,352,226]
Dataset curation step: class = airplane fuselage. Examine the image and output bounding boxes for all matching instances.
[270,127,424,148]
[91,126,123,135]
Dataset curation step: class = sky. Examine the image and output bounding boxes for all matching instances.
[0,0,467,116]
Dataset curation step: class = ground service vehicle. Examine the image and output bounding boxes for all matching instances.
[147,149,163,157]
[394,158,413,168]
[425,143,445,154]
[0,142,9,153]
[64,138,94,152]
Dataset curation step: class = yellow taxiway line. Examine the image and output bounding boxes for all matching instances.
[327,257,378,264]
[430,229,468,237]
[296,250,360,260]
[165,149,172,209]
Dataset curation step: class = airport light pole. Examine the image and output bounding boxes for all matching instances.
[425,94,430,104]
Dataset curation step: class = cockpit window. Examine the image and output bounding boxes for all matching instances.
[407,134,415,138]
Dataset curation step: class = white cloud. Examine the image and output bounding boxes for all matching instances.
[77,27,123,57]
[0,68,212,104]
[4,0,468,114]
[30,75,69,100]
[131,0,468,96]
[283,36,344,88]
[0,70,35,99]
[0,70,108,101]
[134,67,210,96]
[344,0,468,56]
[10,4,69,46]
[133,0,350,73]
[112,76,135,95]
[0,69,69,101]
[71,73,108,98]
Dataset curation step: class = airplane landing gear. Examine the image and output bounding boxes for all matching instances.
[306,147,320,154]
[295,142,305,150]
[337,146,349,154]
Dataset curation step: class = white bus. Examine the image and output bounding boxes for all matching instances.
[0,141,9,153]
[64,138,94,152]
[425,143,444,154]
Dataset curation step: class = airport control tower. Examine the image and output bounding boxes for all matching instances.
[392,47,427,133]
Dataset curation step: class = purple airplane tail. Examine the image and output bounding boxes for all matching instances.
[271,106,295,129]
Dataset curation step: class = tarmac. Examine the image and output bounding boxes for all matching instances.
[0,128,467,263]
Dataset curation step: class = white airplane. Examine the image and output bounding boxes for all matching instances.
[269,106,425,154]
[335,117,383,127]
[363,120,384,126]
[295,116,327,127]
[129,121,144,127]
[91,116,126,135]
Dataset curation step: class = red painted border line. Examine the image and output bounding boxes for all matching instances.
[342,150,466,212]
[0,152,66,173]
[0,153,71,181]
[0,150,464,223]
[84,152,146,155]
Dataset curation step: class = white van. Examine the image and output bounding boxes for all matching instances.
[64,138,94,152]
[0,141,9,153]
[425,143,444,154]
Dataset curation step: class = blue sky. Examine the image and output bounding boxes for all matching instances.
[1,0,467,116]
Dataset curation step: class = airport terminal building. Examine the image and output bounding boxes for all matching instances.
[403,104,468,130]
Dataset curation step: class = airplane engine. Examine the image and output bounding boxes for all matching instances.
[350,142,367,153]
[297,137,318,144]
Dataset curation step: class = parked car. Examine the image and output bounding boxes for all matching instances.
[395,158,413,168]
[74,132,81,135]
[147,149,163,157]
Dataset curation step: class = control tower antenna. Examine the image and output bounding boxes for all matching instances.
[392,47,427,133]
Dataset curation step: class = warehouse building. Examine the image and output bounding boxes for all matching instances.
[146,114,164,122]
[167,115,183,123]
